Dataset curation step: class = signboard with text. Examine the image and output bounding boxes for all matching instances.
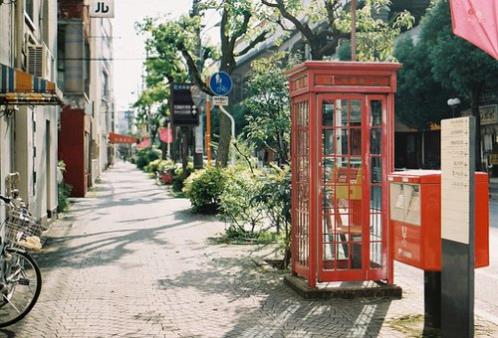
[441,117,472,244]
[89,0,115,18]
[440,116,475,338]
[480,104,498,125]
[212,96,228,106]
[170,83,199,126]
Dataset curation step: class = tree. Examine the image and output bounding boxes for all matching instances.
[261,0,413,61]
[394,37,457,130]
[147,1,270,167]
[137,18,190,160]
[241,54,290,166]
[420,0,498,170]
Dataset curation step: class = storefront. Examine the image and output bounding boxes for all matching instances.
[481,104,498,177]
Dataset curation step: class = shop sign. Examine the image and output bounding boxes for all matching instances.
[489,153,498,165]
[480,104,498,125]
[89,0,115,18]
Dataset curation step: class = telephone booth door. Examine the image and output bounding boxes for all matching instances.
[319,94,390,282]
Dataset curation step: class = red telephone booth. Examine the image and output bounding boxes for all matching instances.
[288,61,401,287]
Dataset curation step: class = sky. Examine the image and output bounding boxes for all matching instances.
[113,0,192,112]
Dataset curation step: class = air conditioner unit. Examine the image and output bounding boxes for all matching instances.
[27,44,53,79]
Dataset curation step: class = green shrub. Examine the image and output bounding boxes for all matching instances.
[219,167,265,236]
[135,148,161,170]
[252,165,291,266]
[183,166,226,213]
[172,164,193,192]
[144,159,175,173]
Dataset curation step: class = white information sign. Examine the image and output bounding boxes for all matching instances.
[89,0,115,18]
[212,96,229,106]
[195,123,203,154]
[441,117,472,244]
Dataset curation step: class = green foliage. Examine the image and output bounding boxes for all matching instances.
[134,148,161,170]
[172,164,194,193]
[242,54,290,165]
[252,165,292,266]
[262,0,414,61]
[56,161,72,213]
[420,0,498,97]
[144,159,175,174]
[219,167,265,235]
[183,166,227,213]
[394,37,455,129]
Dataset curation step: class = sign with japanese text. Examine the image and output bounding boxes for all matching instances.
[441,117,473,244]
[89,0,115,18]
[480,104,498,125]
[108,132,137,144]
[212,96,228,106]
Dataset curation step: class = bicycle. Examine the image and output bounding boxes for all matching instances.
[0,194,43,327]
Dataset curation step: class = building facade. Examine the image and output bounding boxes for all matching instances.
[57,0,115,196]
[0,0,61,223]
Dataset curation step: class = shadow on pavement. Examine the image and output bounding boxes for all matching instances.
[156,254,393,337]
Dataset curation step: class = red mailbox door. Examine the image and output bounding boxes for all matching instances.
[318,94,390,282]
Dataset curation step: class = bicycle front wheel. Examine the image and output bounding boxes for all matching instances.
[0,250,42,327]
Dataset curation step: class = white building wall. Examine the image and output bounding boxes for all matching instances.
[0,2,15,224]
[89,17,114,179]
[2,0,61,223]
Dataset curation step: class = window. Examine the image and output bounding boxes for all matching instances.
[25,0,34,23]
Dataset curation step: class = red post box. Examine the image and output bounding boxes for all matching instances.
[388,170,489,271]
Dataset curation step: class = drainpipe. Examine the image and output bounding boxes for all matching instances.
[15,0,24,68]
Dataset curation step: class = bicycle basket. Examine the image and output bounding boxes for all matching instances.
[4,207,43,248]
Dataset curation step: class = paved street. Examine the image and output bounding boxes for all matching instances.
[2,162,497,337]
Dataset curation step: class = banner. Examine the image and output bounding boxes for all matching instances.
[159,127,173,144]
[449,0,498,60]
[136,138,151,150]
[108,132,137,144]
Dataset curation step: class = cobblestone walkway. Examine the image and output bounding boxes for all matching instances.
[3,162,497,337]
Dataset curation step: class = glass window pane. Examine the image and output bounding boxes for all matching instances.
[336,100,348,127]
[370,128,382,154]
[338,129,349,155]
[351,99,362,125]
[323,129,334,156]
[371,157,382,184]
[370,100,382,126]
[322,102,334,126]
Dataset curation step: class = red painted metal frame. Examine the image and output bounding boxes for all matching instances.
[288,61,400,287]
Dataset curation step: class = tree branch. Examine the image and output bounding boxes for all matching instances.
[235,30,269,57]
[179,47,213,95]
[261,0,315,45]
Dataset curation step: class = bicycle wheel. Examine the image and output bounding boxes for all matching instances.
[0,250,42,327]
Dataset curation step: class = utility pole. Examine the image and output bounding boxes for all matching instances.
[192,0,204,169]
[351,0,357,61]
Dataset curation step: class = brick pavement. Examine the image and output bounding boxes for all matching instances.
[2,162,497,337]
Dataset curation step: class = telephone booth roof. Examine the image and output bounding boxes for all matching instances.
[287,61,402,97]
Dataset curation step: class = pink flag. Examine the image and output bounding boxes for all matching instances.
[449,0,498,60]
[159,127,173,144]
[136,137,151,150]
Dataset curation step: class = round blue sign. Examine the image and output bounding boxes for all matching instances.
[209,71,233,96]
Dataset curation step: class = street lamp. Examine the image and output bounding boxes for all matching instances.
[447,97,461,117]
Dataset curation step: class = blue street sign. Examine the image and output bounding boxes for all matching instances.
[209,71,233,96]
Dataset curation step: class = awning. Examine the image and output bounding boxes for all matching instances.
[0,63,63,106]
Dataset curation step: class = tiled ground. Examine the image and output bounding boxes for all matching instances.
[3,162,497,338]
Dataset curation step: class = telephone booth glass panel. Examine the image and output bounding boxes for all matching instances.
[292,98,311,276]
